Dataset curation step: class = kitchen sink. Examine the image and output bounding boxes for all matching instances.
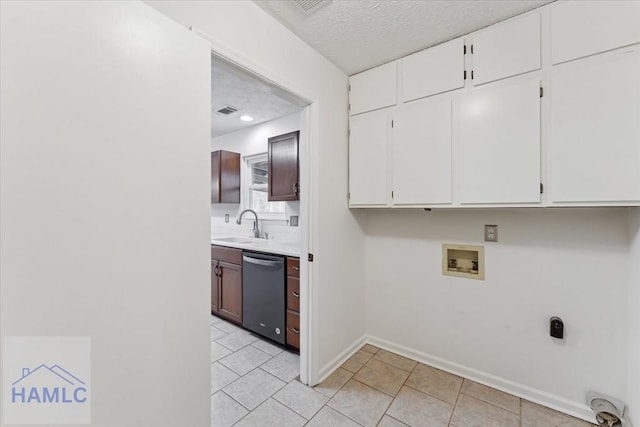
[214,237,257,244]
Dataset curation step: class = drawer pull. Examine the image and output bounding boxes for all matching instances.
[292,291,300,298]
[292,266,299,271]
[292,327,300,334]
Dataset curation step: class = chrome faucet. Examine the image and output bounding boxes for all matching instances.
[236,209,261,238]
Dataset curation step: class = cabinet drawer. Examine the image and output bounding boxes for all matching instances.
[286,309,300,350]
[287,276,300,312]
[211,245,242,264]
[287,257,300,277]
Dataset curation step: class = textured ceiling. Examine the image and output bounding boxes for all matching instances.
[254,0,553,75]
[211,56,303,137]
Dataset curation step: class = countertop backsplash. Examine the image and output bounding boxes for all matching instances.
[211,202,301,243]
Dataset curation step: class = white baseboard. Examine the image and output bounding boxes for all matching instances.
[317,334,366,383]
[365,335,599,425]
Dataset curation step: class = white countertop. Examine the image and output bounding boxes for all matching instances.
[211,236,301,258]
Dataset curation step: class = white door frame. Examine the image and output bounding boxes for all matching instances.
[195,27,317,385]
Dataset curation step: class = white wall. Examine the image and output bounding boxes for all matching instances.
[365,208,629,422]
[211,112,302,242]
[146,0,367,382]
[629,207,640,425]
[1,2,210,426]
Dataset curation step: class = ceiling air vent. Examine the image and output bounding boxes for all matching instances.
[216,105,239,116]
[294,0,332,14]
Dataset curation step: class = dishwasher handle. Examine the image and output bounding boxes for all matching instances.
[243,255,283,268]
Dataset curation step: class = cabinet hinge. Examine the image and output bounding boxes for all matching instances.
[471,70,474,80]
[348,103,351,111]
[308,253,314,262]
[540,87,544,98]
[471,44,474,54]
[540,183,544,194]
[464,70,467,80]
[348,84,351,91]
[348,128,351,136]
[391,190,394,198]
[464,45,467,55]
[391,120,394,128]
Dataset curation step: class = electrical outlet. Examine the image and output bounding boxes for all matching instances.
[484,225,498,242]
[289,216,299,227]
[224,214,229,223]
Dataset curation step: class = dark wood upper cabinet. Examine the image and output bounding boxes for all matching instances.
[211,150,240,204]
[268,131,299,201]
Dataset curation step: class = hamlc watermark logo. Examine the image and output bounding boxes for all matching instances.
[2,336,91,424]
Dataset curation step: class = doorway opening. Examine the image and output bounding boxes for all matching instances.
[208,53,313,406]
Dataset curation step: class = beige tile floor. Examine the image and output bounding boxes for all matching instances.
[211,315,595,427]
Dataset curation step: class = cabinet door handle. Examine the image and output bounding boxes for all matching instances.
[292,266,299,271]
[292,327,299,334]
[213,266,219,277]
[293,182,299,196]
[292,291,300,298]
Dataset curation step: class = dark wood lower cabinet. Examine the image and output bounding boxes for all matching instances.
[286,257,300,351]
[218,261,242,324]
[211,260,219,313]
[286,309,300,350]
[211,245,242,325]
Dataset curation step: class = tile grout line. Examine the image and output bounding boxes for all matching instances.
[221,364,288,412]
[446,377,464,427]
[457,388,522,416]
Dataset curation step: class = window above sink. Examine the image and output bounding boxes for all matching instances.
[244,153,286,220]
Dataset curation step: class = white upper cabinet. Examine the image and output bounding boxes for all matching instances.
[399,38,465,103]
[459,78,541,204]
[471,12,541,86]
[549,47,640,203]
[551,1,640,65]
[349,109,390,206]
[349,62,397,116]
[392,98,452,205]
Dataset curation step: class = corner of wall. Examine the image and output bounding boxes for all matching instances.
[628,207,640,426]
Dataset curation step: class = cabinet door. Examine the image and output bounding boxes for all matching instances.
[549,48,640,203]
[392,98,452,205]
[459,78,541,204]
[218,261,242,324]
[472,13,540,85]
[211,151,221,203]
[349,109,390,206]
[211,150,240,203]
[349,62,397,116]
[551,1,640,65]
[400,38,464,103]
[268,131,299,201]
[211,260,219,314]
[220,151,240,203]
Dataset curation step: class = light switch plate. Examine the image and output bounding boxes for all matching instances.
[484,225,498,242]
[225,214,229,223]
[290,216,299,227]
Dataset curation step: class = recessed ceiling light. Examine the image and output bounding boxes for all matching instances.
[240,115,254,122]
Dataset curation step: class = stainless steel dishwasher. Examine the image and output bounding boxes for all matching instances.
[242,252,286,344]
